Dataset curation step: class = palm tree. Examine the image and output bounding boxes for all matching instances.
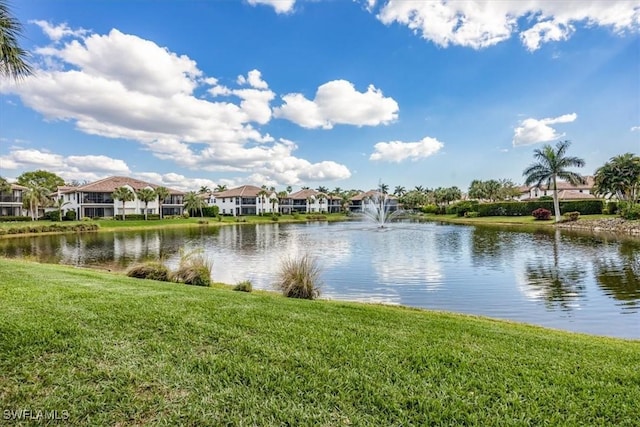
[317,193,327,213]
[154,186,170,219]
[414,185,425,193]
[184,191,203,217]
[379,183,389,195]
[136,188,156,220]
[112,186,134,220]
[286,185,293,194]
[257,189,269,215]
[593,153,640,204]
[23,185,48,220]
[523,140,586,223]
[214,184,227,192]
[269,196,278,213]
[198,186,210,195]
[0,0,33,80]
[52,198,70,221]
[393,185,406,197]
[316,185,328,193]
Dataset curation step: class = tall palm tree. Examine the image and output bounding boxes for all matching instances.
[269,196,278,213]
[154,186,170,219]
[23,185,48,221]
[0,176,11,194]
[523,140,586,222]
[184,191,203,217]
[112,186,135,220]
[317,193,327,213]
[199,186,210,195]
[0,0,33,80]
[393,185,406,197]
[52,198,70,221]
[136,188,156,220]
[214,184,227,192]
[277,190,288,214]
[257,189,269,215]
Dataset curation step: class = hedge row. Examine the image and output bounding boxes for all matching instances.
[0,216,32,222]
[0,223,99,235]
[475,200,603,217]
[114,214,162,221]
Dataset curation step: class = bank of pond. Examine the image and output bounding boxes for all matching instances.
[0,258,638,425]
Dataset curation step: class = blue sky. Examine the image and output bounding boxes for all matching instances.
[1,0,638,192]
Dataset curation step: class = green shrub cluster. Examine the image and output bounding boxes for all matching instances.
[0,223,98,235]
[114,214,161,220]
[474,200,603,217]
[65,210,77,221]
[446,201,479,217]
[603,201,618,215]
[620,203,640,220]
[420,204,439,214]
[0,216,31,222]
[306,215,327,220]
[201,206,219,217]
[562,211,580,222]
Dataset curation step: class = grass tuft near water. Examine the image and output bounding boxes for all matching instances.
[0,258,638,425]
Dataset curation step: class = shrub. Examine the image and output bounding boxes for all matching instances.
[172,249,212,287]
[197,219,209,225]
[292,213,300,219]
[605,201,618,215]
[532,208,552,220]
[538,195,554,201]
[64,210,77,221]
[275,253,322,300]
[127,262,171,281]
[271,214,279,222]
[202,206,219,217]
[620,203,640,220]
[420,204,439,214]
[233,280,253,292]
[562,211,580,222]
[464,211,479,218]
[182,211,190,219]
[0,216,31,222]
[476,200,603,217]
[447,201,478,217]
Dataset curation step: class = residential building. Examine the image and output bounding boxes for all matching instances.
[0,184,27,217]
[349,190,399,213]
[210,185,278,216]
[52,176,184,219]
[518,176,596,201]
[278,189,337,214]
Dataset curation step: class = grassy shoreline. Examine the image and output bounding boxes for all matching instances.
[1,258,638,425]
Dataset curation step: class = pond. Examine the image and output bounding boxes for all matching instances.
[0,221,638,339]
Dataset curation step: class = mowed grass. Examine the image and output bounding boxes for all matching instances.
[1,258,639,426]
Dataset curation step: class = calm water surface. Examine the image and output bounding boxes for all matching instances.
[1,221,638,339]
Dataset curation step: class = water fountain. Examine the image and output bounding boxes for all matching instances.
[361,191,403,228]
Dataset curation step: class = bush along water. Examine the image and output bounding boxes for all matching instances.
[126,262,171,282]
[275,253,322,300]
[532,208,552,220]
[172,248,212,287]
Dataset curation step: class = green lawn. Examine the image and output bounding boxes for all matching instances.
[1,258,638,425]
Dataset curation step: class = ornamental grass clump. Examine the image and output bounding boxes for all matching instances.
[275,253,322,300]
[126,262,170,282]
[233,280,253,292]
[173,248,212,287]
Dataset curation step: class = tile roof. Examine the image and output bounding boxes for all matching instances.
[60,176,183,194]
[214,185,272,198]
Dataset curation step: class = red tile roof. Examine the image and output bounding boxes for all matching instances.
[60,176,183,194]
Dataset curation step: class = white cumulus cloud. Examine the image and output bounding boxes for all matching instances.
[631,126,640,132]
[0,26,351,186]
[29,20,89,42]
[372,0,640,51]
[369,136,444,162]
[247,0,297,14]
[274,79,399,129]
[513,113,577,146]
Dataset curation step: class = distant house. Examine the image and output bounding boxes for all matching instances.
[53,176,184,219]
[349,190,399,213]
[276,189,340,214]
[210,185,278,216]
[518,176,596,201]
[0,183,27,217]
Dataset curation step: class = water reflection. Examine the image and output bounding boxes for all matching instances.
[519,229,587,311]
[594,240,640,311]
